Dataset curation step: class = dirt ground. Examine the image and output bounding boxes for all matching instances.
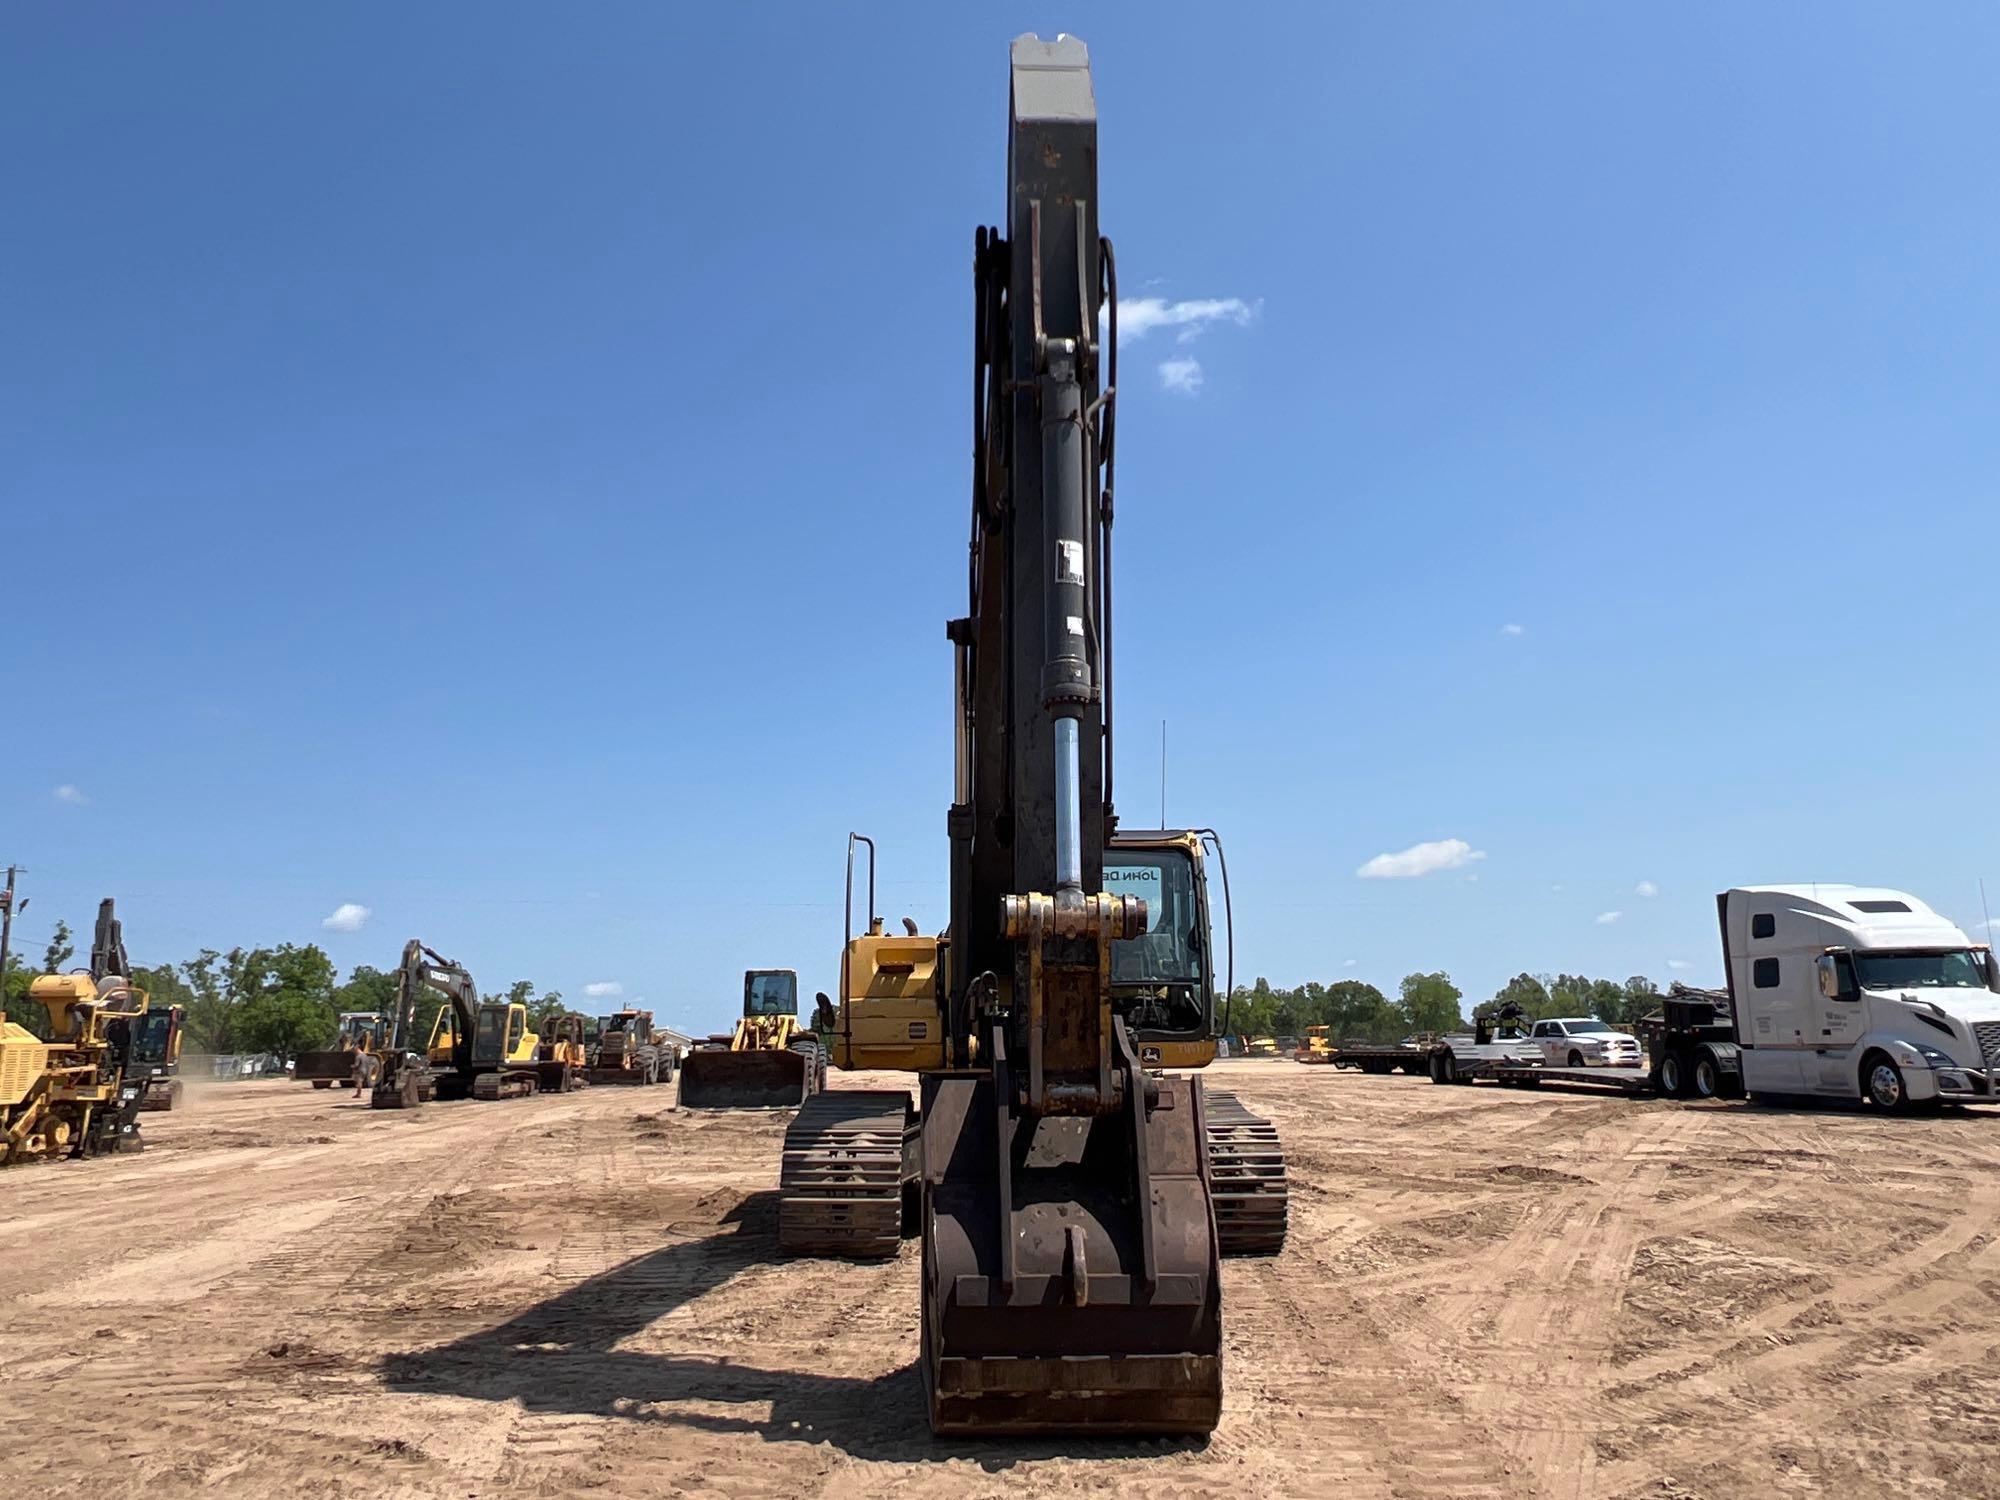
[4,1061,1999,1499]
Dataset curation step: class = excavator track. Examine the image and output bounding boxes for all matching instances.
[1204,1090,1288,1256]
[470,1070,538,1102]
[779,1090,916,1258]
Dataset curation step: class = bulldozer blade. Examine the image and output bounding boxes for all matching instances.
[677,1048,812,1110]
[919,1070,1222,1436]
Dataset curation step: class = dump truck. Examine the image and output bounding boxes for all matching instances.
[677,970,823,1109]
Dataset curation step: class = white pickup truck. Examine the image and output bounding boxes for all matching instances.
[1528,1017,1643,1069]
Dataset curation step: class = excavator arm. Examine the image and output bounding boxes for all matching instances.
[918,35,1223,1437]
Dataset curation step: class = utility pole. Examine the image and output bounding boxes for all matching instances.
[0,865,23,1005]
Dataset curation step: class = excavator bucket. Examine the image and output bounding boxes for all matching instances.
[919,1057,1223,1435]
[676,1047,814,1110]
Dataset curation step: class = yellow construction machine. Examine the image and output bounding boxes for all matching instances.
[295,1011,391,1089]
[536,1013,590,1092]
[369,940,552,1107]
[1295,1025,1338,1064]
[677,970,824,1109]
[1,900,169,1163]
[583,1008,671,1086]
[768,38,1287,1436]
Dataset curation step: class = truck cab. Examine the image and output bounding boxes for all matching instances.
[1720,885,2000,1108]
[1530,1017,1643,1069]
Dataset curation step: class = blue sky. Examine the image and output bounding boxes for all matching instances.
[7,4,1998,1033]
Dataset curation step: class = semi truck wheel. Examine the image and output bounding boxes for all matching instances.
[1658,1052,1686,1098]
[1862,1052,1911,1113]
[1692,1050,1723,1100]
[1428,1051,1449,1085]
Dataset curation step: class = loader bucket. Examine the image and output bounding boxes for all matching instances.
[677,1048,812,1110]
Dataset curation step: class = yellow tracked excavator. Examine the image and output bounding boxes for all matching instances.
[370,940,553,1107]
[768,36,1287,1436]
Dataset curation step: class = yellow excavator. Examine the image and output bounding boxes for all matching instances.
[678,970,824,1109]
[1,899,172,1163]
[369,940,550,1107]
[769,37,1287,1435]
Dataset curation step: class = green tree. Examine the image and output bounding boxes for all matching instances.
[528,990,567,1029]
[1398,971,1465,1034]
[1619,975,1661,1025]
[4,950,48,1037]
[42,919,75,975]
[333,964,399,1017]
[236,989,338,1059]
[131,963,196,1018]
[178,948,244,1053]
[1476,972,1554,1022]
[1321,979,1395,1040]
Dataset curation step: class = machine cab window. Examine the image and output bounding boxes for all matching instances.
[473,1007,507,1060]
[744,970,798,1017]
[1104,844,1208,1036]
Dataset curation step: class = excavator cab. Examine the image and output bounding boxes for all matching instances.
[425,1006,461,1066]
[468,1003,535,1069]
[1103,830,1224,1064]
[127,1004,185,1111]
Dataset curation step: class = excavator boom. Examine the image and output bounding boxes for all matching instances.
[919,35,1223,1436]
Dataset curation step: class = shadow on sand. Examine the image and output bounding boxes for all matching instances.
[380,1189,1202,1468]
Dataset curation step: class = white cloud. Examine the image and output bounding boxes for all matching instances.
[1636,880,1659,898]
[1595,910,1624,926]
[1551,883,1565,894]
[321,903,371,933]
[583,981,624,998]
[53,784,88,805]
[1357,838,1486,880]
[1462,873,1481,884]
[1114,296,1258,343]
[1667,958,1692,970]
[1500,623,1525,637]
[1342,957,1358,968]
[1158,357,1204,395]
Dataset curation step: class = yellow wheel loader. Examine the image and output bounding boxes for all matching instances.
[676,970,824,1109]
[295,1011,391,1090]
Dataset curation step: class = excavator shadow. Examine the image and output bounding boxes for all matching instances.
[378,1189,1203,1467]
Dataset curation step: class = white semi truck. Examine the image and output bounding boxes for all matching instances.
[1719,885,2000,1109]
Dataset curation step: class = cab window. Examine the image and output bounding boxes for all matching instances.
[745,972,797,1016]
